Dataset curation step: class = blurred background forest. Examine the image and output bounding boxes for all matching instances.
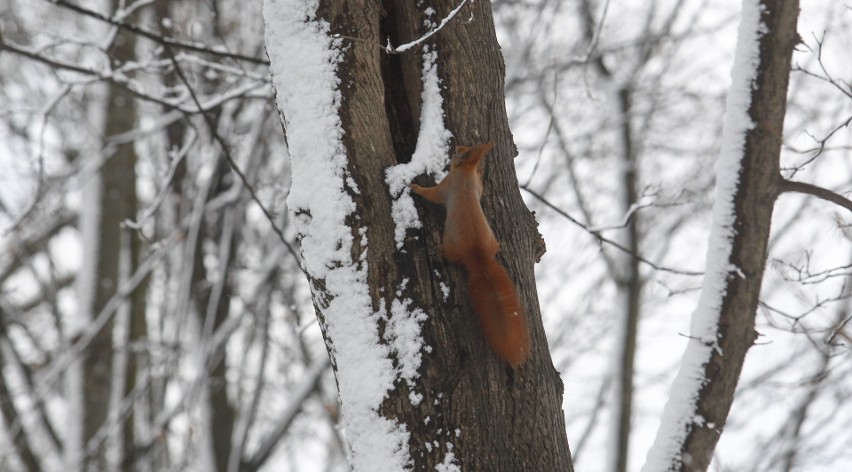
[0,0,850,471]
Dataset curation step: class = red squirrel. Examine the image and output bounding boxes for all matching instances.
[411,143,531,368]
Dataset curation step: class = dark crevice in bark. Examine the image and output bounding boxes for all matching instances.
[380,3,418,164]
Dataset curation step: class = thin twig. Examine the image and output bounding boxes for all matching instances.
[1,38,183,111]
[122,131,197,230]
[574,0,611,66]
[385,0,471,53]
[521,186,702,276]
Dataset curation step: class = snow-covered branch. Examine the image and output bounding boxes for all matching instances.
[384,0,470,54]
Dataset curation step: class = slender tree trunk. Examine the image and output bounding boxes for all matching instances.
[643,1,800,470]
[76,2,142,468]
[612,87,642,472]
[265,0,572,469]
[200,6,239,466]
[189,162,239,472]
[117,16,148,467]
[579,4,644,469]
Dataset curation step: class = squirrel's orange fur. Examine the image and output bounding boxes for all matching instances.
[411,143,531,368]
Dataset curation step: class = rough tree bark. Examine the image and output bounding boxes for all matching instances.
[643,1,800,470]
[266,0,573,470]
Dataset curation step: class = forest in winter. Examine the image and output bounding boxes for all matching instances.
[0,0,850,471]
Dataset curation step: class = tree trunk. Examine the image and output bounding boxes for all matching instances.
[75,3,142,468]
[643,1,800,470]
[611,86,642,472]
[578,4,645,469]
[265,0,573,470]
[189,161,239,472]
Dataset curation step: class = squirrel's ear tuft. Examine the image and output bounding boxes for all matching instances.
[466,143,494,167]
[456,145,471,154]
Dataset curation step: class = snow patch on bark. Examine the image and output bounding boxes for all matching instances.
[384,292,429,405]
[385,47,453,249]
[435,443,461,472]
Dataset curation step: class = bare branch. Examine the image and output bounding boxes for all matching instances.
[0,334,45,472]
[46,0,269,65]
[0,37,269,115]
[243,358,330,472]
[521,186,702,276]
[778,179,852,214]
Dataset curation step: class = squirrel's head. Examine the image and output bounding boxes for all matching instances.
[451,143,494,175]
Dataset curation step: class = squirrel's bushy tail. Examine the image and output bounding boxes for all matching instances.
[464,251,531,368]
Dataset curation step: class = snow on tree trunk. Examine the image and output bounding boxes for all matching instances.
[264,0,573,470]
[642,1,800,471]
[264,1,411,469]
